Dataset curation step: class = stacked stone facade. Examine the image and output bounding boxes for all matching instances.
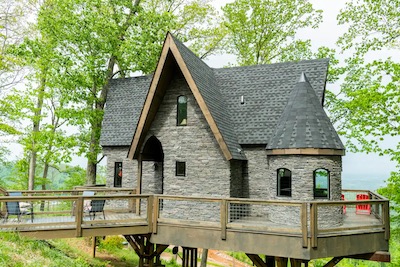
[102,73,344,227]
[103,146,137,189]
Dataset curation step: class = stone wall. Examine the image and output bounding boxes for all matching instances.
[102,146,137,188]
[141,73,231,199]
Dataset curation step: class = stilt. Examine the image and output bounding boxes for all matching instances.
[92,236,96,258]
[276,257,288,267]
[124,234,168,267]
[182,247,198,267]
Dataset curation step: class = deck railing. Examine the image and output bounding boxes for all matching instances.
[0,189,390,248]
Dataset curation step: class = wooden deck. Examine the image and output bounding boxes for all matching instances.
[0,189,390,261]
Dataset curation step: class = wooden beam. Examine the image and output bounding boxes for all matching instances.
[348,251,390,262]
[265,148,345,156]
[323,257,343,267]
[246,254,267,267]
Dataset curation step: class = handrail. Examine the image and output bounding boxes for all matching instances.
[0,190,390,248]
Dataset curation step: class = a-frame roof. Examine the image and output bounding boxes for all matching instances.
[100,35,339,158]
[127,33,246,161]
[266,73,345,155]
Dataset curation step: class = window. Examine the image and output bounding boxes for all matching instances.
[314,169,329,199]
[177,95,187,126]
[114,162,122,187]
[176,161,186,176]
[277,168,291,197]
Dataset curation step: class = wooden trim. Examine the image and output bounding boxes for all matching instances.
[128,34,172,160]
[266,148,345,156]
[383,201,390,240]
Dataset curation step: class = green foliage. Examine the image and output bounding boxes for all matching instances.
[0,233,107,267]
[221,0,322,65]
[98,235,125,251]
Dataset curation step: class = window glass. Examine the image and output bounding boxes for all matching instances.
[314,169,329,198]
[177,96,187,126]
[277,168,291,197]
[176,161,186,176]
[114,162,122,187]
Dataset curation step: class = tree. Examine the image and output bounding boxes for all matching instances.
[327,0,399,226]
[221,0,322,66]
[35,0,221,185]
[327,0,399,170]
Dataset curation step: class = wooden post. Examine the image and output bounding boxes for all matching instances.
[147,195,153,233]
[290,258,302,267]
[153,195,159,234]
[92,236,96,258]
[383,201,390,240]
[136,155,143,216]
[301,203,308,248]
[276,257,288,267]
[220,199,227,240]
[310,203,318,248]
[75,197,83,237]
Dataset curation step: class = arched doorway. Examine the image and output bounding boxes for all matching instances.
[140,136,164,195]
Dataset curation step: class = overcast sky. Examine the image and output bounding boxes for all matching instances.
[206,0,399,189]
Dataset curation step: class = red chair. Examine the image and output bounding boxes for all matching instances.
[341,194,346,214]
[356,194,371,215]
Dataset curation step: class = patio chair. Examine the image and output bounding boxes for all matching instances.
[88,199,106,220]
[4,192,33,222]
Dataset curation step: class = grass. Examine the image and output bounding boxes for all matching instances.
[0,232,107,267]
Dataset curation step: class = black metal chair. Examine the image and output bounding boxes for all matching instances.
[4,192,33,222]
[88,199,106,220]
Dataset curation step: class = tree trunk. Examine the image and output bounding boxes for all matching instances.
[28,73,46,190]
[200,249,208,267]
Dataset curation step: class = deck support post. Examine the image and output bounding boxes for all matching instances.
[91,236,97,258]
[124,234,167,267]
[276,257,288,267]
[182,247,198,267]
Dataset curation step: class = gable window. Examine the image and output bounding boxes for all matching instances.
[114,162,122,187]
[177,95,187,126]
[314,169,329,199]
[176,161,186,176]
[277,168,291,197]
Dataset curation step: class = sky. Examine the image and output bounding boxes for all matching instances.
[206,0,399,189]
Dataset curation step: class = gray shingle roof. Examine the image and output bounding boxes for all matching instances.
[100,36,342,157]
[214,58,329,144]
[171,35,246,160]
[266,73,345,150]
[100,75,152,146]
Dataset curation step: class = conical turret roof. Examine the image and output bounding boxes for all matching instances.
[266,73,344,153]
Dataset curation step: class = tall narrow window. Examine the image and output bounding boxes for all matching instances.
[277,168,291,197]
[176,161,186,176]
[314,169,329,199]
[177,95,187,126]
[114,162,122,187]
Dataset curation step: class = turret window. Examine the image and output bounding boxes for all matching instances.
[177,95,187,126]
[277,168,292,197]
[314,169,330,199]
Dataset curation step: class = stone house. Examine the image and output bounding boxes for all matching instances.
[100,33,345,224]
